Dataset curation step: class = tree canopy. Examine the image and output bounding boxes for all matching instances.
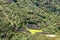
[0,0,60,40]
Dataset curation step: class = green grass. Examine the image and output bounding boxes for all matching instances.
[26,28,43,34]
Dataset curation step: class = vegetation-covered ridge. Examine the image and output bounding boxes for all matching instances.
[0,0,60,40]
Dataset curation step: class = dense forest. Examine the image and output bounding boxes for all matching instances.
[0,0,60,40]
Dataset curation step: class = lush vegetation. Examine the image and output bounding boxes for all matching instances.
[0,0,60,40]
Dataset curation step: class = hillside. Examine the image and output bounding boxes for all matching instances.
[0,0,60,40]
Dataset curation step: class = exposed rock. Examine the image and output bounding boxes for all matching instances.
[46,35,56,37]
[26,24,39,29]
